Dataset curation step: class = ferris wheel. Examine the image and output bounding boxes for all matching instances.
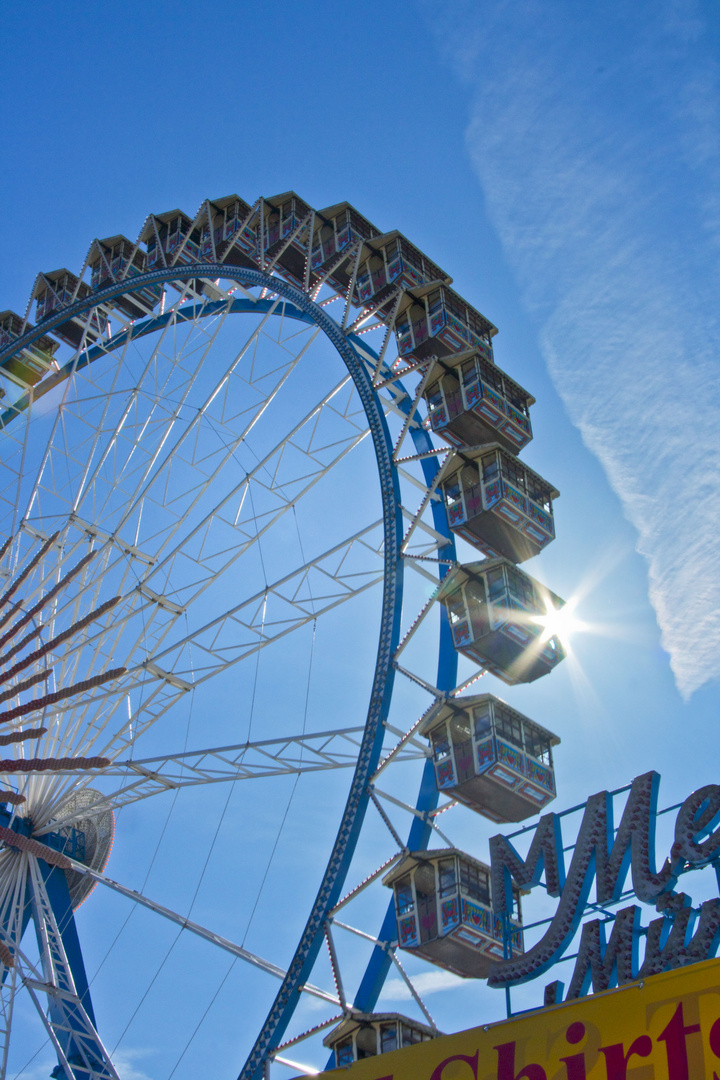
[0,194,566,1079]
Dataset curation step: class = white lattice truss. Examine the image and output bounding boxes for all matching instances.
[0,221,479,1076]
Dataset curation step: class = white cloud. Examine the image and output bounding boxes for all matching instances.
[7,1047,155,1080]
[110,1047,156,1080]
[427,0,720,697]
[379,970,466,1000]
[8,1059,57,1080]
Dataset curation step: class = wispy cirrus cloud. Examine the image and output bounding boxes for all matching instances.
[380,970,467,1000]
[425,0,720,697]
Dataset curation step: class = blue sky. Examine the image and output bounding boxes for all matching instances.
[1,2,719,1077]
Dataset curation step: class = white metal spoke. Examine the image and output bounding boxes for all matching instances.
[68,301,287,526]
[0,292,391,827]
[33,428,377,763]
[19,521,386,831]
[35,726,415,827]
[371,784,455,847]
[62,858,340,1007]
[110,517,383,740]
[145,521,385,682]
[386,948,438,1032]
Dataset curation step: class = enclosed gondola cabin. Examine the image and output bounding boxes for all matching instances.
[141,210,200,269]
[419,695,559,822]
[0,311,58,388]
[395,284,497,363]
[423,349,534,454]
[383,849,523,978]
[33,271,107,349]
[263,192,312,284]
[351,231,451,310]
[311,202,380,291]
[324,1013,435,1068]
[206,195,254,264]
[438,445,558,563]
[436,559,565,685]
[88,236,161,319]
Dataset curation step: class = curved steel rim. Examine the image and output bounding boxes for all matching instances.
[2,267,412,1077]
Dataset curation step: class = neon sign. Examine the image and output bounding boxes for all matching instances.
[488,772,720,1001]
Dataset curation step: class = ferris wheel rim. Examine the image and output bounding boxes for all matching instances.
[0,262,456,1079]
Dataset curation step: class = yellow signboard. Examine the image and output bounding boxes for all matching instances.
[319,959,720,1080]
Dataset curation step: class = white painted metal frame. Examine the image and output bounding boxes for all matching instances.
[0,258,476,1078]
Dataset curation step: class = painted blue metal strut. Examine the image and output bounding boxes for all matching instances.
[0,807,99,1079]
[37,863,99,1078]
[338,342,458,1029]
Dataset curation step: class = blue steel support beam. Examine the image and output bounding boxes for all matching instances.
[340,343,458,1030]
[0,806,34,978]
[35,862,99,1077]
[0,805,102,1078]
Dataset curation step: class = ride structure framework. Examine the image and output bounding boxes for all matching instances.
[0,193,566,1080]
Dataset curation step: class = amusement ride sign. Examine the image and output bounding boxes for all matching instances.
[318,959,720,1080]
[317,771,720,1080]
[487,770,720,1003]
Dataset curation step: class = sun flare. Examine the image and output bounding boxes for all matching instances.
[534,596,588,653]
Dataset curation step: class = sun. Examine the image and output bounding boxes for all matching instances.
[533,595,588,654]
